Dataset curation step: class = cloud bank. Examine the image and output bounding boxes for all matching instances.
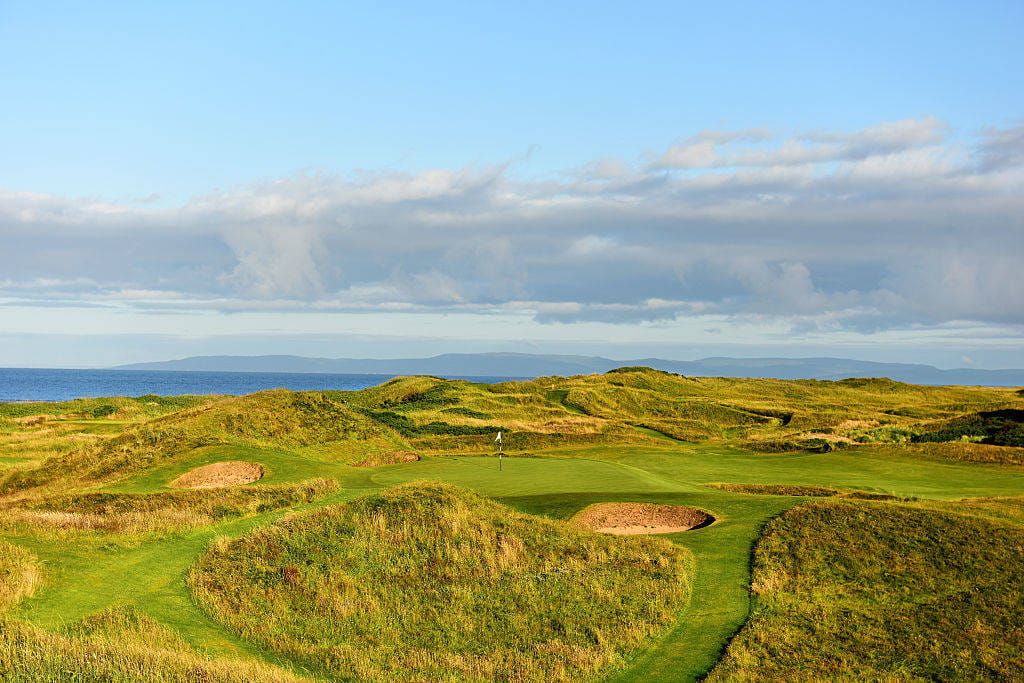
[1,117,1022,337]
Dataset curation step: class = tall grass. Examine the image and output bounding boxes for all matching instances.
[709,500,1024,679]
[0,390,397,492]
[0,614,305,682]
[0,540,40,612]
[191,482,693,681]
[1,479,338,535]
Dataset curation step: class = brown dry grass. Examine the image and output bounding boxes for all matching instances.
[11,415,56,425]
[836,419,881,429]
[349,450,420,467]
[170,461,264,489]
[573,502,714,535]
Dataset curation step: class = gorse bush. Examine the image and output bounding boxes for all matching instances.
[191,482,692,681]
[914,408,1024,447]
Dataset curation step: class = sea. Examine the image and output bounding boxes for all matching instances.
[0,368,526,403]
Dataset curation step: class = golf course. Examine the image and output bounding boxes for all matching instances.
[1,368,1022,680]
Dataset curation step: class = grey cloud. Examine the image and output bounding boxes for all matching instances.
[0,119,1022,334]
[974,124,1024,172]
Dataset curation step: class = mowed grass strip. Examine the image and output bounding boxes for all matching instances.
[709,500,1024,680]
[191,482,693,681]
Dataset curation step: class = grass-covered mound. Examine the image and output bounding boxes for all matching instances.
[0,394,215,422]
[0,609,303,682]
[709,501,1024,680]
[339,368,1023,452]
[0,540,39,612]
[0,390,402,492]
[191,482,692,681]
[4,479,337,534]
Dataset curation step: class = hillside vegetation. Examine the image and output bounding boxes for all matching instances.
[709,500,1024,679]
[0,389,405,492]
[3,370,1021,497]
[2,479,338,535]
[0,540,40,612]
[0,369,1022,680]
[340,368,1024,455]
[191,482,693,681]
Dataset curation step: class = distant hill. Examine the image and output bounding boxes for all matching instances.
[112,352,1024,387]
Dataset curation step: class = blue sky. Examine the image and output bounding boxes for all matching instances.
[1,1,1022,367]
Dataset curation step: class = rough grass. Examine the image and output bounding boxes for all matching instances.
[0,390,399,492]
[902,441,1024,467]
[703,483,909,500]
[2,479,338,535]
[339,367,1023,453]
[704,482,841,497]
[0,540,40,612]
[709,500,1024,680]
[191,482,693,681]
[349,450,421,467]
[0,612,305,682]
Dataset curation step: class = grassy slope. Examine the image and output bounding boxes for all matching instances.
[191,482,693,681]
[0,612,304,682]
[709,499,1024,680]
[1,372,1023,680]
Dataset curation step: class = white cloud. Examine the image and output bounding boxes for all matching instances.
[0,118,1021,339]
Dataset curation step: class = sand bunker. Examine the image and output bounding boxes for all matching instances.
[573,502,715,535]
[171,462,264,489]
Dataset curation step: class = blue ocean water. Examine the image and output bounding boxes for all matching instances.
[0,368,524,403]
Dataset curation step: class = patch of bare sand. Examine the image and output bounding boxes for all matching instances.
[573,502,714,535]
[171,461,264,489]
[350,451,421,467]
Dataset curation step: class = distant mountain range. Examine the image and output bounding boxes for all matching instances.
[112,353,1024,387]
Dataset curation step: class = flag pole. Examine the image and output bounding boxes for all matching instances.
[496,431,503,471]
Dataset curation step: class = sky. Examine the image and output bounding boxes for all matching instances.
[1,0,1022,368]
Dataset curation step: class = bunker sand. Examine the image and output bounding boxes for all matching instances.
[170,462,264,489]
[574,502,715,535]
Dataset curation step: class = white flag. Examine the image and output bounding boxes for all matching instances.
[495,431,502,442]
